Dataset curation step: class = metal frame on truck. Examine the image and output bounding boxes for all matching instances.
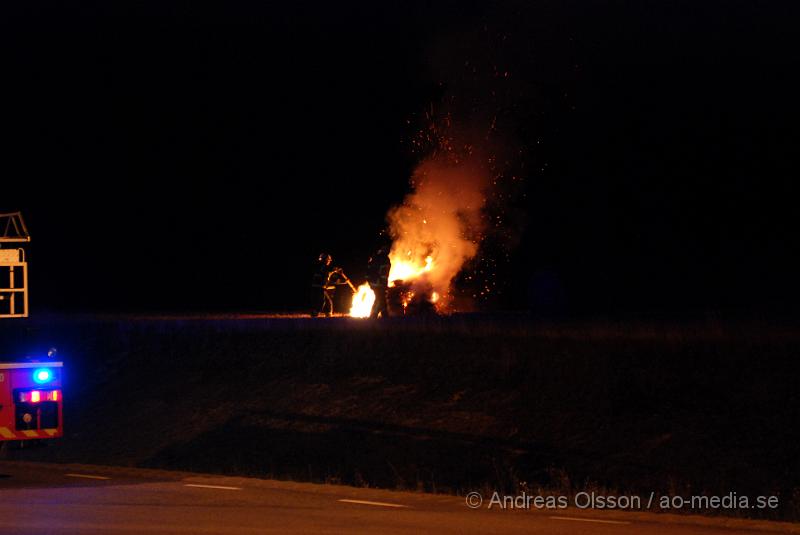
[0,212,64,442]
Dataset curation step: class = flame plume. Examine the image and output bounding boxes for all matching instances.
[386,155,489,311]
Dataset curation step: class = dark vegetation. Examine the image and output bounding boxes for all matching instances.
[3,315,799,520]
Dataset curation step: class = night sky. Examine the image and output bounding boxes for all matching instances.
[3,1,798,315]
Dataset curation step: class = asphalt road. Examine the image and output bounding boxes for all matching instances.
[0,461,794,534]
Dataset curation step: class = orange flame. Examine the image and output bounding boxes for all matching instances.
[388,254,433,286]
[349,283,376,318]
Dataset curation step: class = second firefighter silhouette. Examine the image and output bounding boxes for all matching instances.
[310,253,356,317]
[366,246,391,318]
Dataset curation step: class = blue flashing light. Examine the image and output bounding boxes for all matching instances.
[33,368,54,384]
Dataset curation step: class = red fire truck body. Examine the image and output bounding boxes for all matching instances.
[1,212,63,442]
[0,361,63,441]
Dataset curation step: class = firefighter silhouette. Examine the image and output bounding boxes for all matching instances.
[310,253,351,317]
[310,253,333,317]
[366,245,391,318]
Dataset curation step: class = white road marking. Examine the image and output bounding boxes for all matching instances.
[184,483,242,491]
[338,499,409,508]
[65,473,110,480]
[549,516,631,525]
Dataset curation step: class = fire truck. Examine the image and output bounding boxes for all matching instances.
[0,212,64,443]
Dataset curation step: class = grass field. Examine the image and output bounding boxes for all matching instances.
[3,314,799,520]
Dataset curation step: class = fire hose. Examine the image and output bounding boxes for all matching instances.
[340,274,357,293]
[334,268,357,293]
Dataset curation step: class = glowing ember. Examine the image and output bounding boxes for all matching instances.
[349,283,376,318]
[403,291,415,312]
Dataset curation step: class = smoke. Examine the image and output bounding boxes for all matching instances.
[387,151,490,303]
[384,22,534,310]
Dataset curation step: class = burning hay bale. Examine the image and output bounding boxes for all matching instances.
[348,156,489,318]
[387,279,439,316]
[348,93,507,318]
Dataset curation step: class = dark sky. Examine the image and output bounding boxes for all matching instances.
[2,1,798,315]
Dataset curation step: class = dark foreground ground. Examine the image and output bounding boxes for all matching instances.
[2,314,799,521]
